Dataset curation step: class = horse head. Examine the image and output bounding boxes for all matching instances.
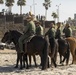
[1,30,13,44]
[1,30,22,45]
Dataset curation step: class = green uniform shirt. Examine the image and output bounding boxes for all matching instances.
[23,21,36,36]
[55,27,62,39]
[63,27,72,37]
[36,25,43,36]
[45,27,55,39]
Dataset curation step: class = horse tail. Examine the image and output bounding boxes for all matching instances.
[41,39,48,70]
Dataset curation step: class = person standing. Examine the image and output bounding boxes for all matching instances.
[18,16,36,53]
[63,23,72,38]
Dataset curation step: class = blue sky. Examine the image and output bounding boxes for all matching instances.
[0,0,76,22]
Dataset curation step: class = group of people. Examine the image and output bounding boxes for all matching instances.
[18,16,44,53]
[18,15,73,54]
[45,22,72,51]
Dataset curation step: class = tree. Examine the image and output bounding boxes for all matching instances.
[5,0,14,14]
[51,12,58,22]
[43,0,51,20]
[17,0,26,15]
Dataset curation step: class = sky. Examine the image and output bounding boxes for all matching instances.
[0,0,76,22]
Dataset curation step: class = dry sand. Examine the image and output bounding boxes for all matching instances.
[0,49,76,75]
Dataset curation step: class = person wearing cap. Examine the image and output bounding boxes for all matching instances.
[35,21,43,36]
[18,16,36,53]
[55,22,62,39]
[45,23,55,51]
[63,23,72,38]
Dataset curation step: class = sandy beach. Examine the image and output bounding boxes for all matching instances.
[0,49,76,75]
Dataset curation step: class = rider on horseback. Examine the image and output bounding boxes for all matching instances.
[63,23,72,38]
[45,23,56,53]
[35,20,44,36]
[18,15,36,53]
[55,22,62,39]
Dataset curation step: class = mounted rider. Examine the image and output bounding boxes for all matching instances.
[45,23,56,51]
[55,22,62,39]
[18,15,36,53]
[63,23,72,38]
[35,20,44,36]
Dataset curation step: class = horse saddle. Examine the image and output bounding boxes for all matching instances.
[24,35,35,43]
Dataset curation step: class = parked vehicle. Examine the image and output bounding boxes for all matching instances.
[0,42,6,50]
[5,42,15,50]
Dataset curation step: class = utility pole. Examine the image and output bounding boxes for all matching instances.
[56,4,61,22]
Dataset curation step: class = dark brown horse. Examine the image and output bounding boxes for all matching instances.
[57,38,70,65]
[1,30,48,70]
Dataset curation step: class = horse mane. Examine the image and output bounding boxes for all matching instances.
[10,30,22,38]
[9,30,22,44]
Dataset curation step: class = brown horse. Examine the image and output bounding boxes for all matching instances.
[1,30,48,70]
[66,37,76,64]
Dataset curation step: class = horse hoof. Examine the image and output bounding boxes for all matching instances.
[60,62,62,64]
[26,67,29,69]
[29,65,32,67]
[66,63,68,66]
[23,66,25,68]
[20,67,23,69]
[35,64,38,67]
[14,66,18,68]
[55,65,57,67]
[42,68,46,70]
[40,63,42,66]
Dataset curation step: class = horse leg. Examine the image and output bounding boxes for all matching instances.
[71,55,74,64]
[66,48,70,65]
[14,53,19,68]
[51,49,57,67]
[54,47,57,66]
[23,54,29,69]
[33,55,37,67]
[51,58,57,67]
[19,53,23,69]
[70,48,74,64]
[29,55,32,67]
[72,49,76,64]
[47,56,50,68]
[41,42,48,70]
[60,54,65,65]
[23,55,25,68]
[59,54,62,64]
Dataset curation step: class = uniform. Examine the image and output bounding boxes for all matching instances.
[36,25,43,36]
[18,18,36,53]
[63,25,72,38]
[55,26,62,39]
[45,26,55,50]
[55,22,62,39]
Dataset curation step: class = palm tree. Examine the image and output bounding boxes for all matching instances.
[51,12,58,23]
[43,0,51,20]
[17,0,26,15]
[5,0,14,14]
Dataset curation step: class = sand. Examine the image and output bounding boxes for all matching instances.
[0,49,76,75]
